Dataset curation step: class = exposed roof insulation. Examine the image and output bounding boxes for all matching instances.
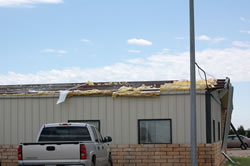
[112,85,160,97]
[0,79,226,99]
[160,79,217,91]
[68,89,113,96]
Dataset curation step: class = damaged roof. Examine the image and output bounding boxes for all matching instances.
[0,79,228,95]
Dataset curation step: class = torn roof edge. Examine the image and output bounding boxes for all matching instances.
[0,79,228,95]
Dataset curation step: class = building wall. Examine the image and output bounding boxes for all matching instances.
[0,92,207,145]
[110,142,225,166]
[210,94,222,143]
[0,143,225,166]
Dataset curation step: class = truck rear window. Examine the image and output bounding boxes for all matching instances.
[38,126,91,142]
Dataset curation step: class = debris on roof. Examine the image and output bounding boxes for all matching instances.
[87,81,94,86]
[68,89,113,96]
[160,79,217,91]
[112,85,160,98]
[0,79,226,103]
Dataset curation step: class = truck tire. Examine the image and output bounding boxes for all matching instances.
[108,153,113,166]
[91,156,96,166]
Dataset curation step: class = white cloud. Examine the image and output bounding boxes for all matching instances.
[127,38,152,46]
[240,17,250,23]
[0,0,63,7]
[213,37,225,43]
[128,50,141,54]
[57,50,67,54]
[240,30,250,35]
[232,41,250,48]
[197,35,210,41]
[1,46,250,84]
[42,49,67,55]
[240,17,247,22]
[197,35,225,43]
[81,39,91,43]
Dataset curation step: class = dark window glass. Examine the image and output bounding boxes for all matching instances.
[139,119,171,144]
[68,120,100,131]
[91,126,99,142]
[218,122,221,141]
[95,127,104,142]
[38,126,91,142]
[213,120,215,142]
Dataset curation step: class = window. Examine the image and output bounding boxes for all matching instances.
[38,126,91,142]
[95,127,104,143]
[91,126,99,142]
[68,120,100,131]
[138,119,171,144]
[218,122,221,141]
[213,120,215,142]
[227,136,233,141]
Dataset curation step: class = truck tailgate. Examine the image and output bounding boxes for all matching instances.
[22,143,80,160]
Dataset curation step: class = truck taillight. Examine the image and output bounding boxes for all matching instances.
[18,145,22,160]
[80,144,87,159]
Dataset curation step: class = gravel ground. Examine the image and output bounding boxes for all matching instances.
[227,148,250,157]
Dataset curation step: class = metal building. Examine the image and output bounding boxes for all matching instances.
[0,79,233,166]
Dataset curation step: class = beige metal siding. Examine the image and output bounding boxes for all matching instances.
[0,99,4,144]
[0,92,207,145]
[211,95,222,142]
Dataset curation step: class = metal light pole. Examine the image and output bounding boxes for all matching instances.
[189,0,197,165]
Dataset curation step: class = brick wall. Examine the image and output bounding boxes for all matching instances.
[110,142,225,166]
[0,143,225,166]
[0,145,17,166]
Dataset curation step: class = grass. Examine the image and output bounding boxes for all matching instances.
[225,156,250,166]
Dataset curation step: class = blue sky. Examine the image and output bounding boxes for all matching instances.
[0,0,250,129]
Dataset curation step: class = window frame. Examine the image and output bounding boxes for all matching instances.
[68,120,100,131]
[138,119,172,144]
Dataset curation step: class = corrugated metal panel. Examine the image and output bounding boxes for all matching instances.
[11,99,18,144]
[114,98,122,143]
[121,98,129,144]
[129,98,137,143]
[176,94,185,144]
[184,94,191,144]
[106,97,114,138]
[4,99,11,144]
[32,98,40,140]
[46,98,54,124]
[168,93,177,143]
[196,95,201,143]
[25,99,33,142]
[53,97,62,123]
[99,97,107,135]
[210,94,222,142]
[83,97,91,120]
[0,93,209,145]
[0,99,4,144]
[200,95,206,143]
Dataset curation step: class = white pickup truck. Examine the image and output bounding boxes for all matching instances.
[18,123,113,166]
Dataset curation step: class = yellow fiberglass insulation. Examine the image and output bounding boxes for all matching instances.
[112,85,160,98]
[87,81,94,86]
[160,79,217,92]
[67,89,113,97]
